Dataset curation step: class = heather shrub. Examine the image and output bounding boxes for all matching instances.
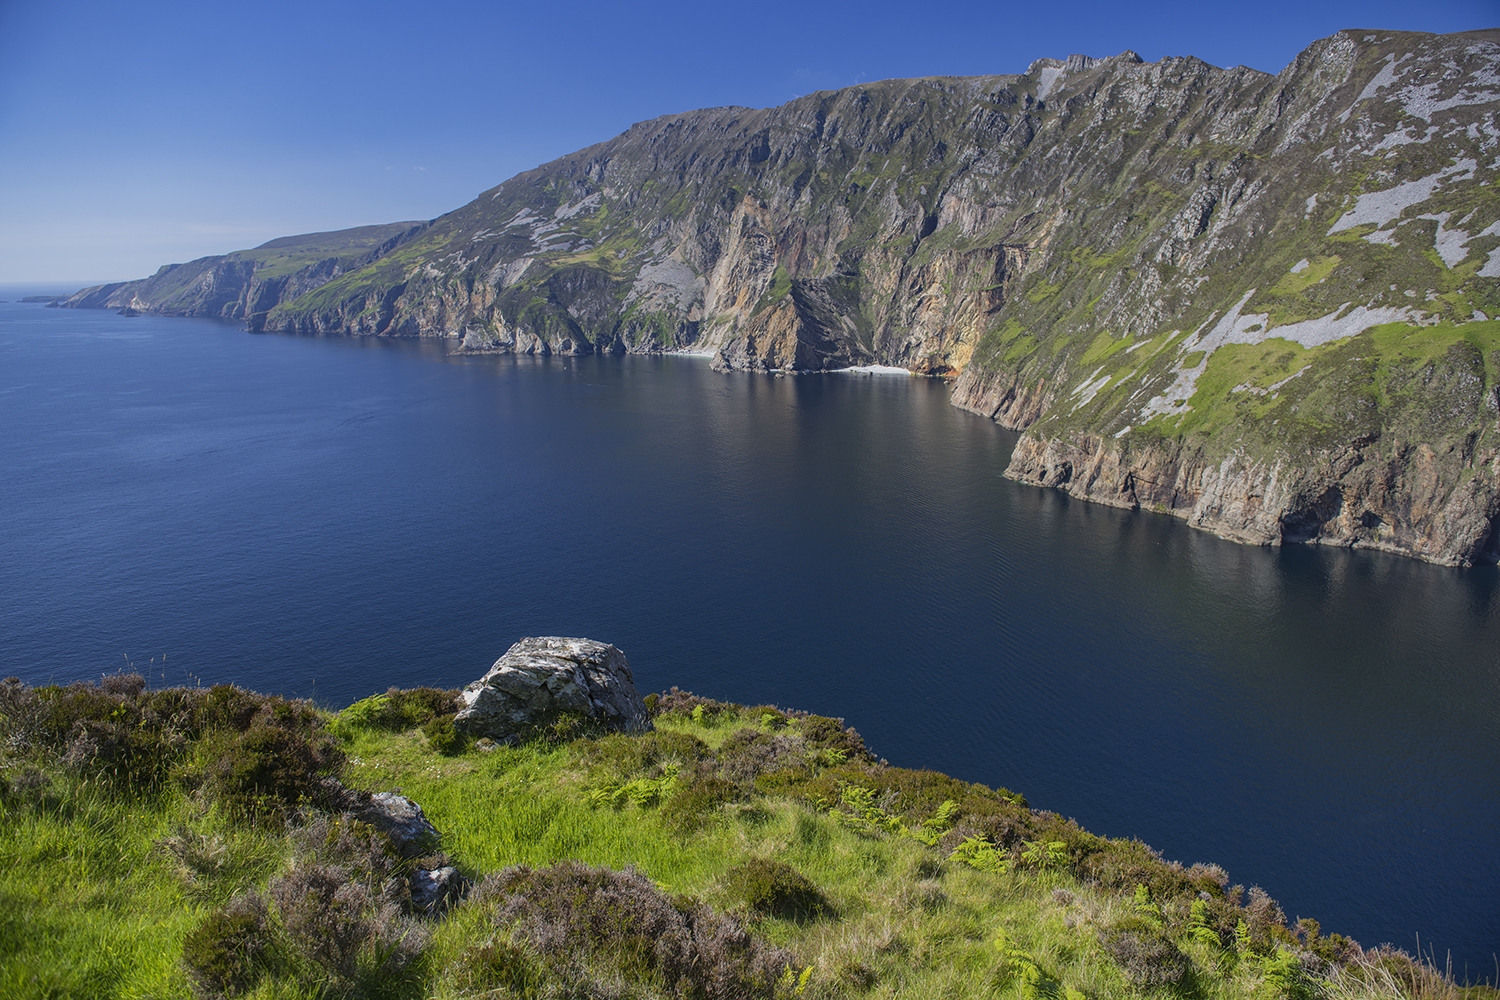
[176,807,430,998]
[181,892,278,997]
[967,810,1034,852]
[1076,835,1221,920]
[293,811,401,875]
[267,857,426,989]
[1245,885,1290,943]
[651,687,735,723]
[269,863,378,977]
[794,715,870,759]
[723,859,831,921]
[422,715,465,755]
[747,705,789,730]
[715,727,807,789]
[1186,862,1232,897]
[100,670,147,696]
[3,677,211,790]
[0,676,40,748]
[190,713,345,820]
[1293,917,1358,963]
[661,767,741,831]
[473,862,799,999]
[386,686,458,725]
[201,684,266,732]
[1098,920,1191,988]
[35,681,125,741]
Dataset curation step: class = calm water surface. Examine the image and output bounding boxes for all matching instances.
[2,294,1496,974]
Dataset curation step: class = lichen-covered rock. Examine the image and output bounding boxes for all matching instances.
[454,637,652,744]
[409,866,468,914]
[356,791,441,859]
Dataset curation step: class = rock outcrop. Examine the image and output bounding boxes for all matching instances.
[60,28,1500,564]
[454,637,652,744]
[357,791,441,859]
[328,786,472,913]
[409,866,468,914]
[1006,431,1500,564]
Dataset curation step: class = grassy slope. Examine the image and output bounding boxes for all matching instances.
[0,682,1491,1000]
[229,223,427,281]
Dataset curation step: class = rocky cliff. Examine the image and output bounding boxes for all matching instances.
[64,222,426,322]
[64,28,1500,564]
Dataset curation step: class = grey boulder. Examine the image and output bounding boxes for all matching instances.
[453,636,653,743]
[357,791,441,859]
[409,866,469,913]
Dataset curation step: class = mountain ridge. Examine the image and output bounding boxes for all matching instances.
[63,27,1500,565]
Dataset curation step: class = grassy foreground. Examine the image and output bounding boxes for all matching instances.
[0,676,1490,1000]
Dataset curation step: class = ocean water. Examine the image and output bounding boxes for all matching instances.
[2,293,1496,975]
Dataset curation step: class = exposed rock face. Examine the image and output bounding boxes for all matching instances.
[60,28,1500,564]
[454,637,652,744]
[1007,432,1500,565]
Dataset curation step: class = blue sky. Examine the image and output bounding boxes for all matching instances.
[1,0,1494,284]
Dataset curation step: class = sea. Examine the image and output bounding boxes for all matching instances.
[2,287,1496,976]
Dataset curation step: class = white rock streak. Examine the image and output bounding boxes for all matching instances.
[1136,291,1418,423]
[1328,160,1476,233]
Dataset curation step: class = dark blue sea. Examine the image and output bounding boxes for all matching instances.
[2,288,1496,976]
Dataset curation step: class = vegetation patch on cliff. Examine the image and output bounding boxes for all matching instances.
[1,674,1490,1000]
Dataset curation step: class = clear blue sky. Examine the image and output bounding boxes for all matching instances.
[1,0,1494,284]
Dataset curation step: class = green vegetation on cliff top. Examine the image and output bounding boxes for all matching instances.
[1,675,1490,1000]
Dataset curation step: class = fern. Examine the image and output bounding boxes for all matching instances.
[949,835,1011,873]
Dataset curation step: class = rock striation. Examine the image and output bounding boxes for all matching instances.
[454,637,652,744]
[61,28,1500,564]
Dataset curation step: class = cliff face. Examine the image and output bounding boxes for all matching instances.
[64,223,426,323]
[64,28,1500,564]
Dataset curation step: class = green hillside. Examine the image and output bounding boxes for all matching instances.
[1,676,1487,1000]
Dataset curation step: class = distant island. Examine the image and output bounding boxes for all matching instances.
[60,28,1500,567]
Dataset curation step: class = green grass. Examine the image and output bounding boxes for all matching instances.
[1,680,1490,1000]
[0,777,285,999]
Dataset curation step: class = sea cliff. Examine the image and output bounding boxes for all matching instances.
[63,28,1500,565]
